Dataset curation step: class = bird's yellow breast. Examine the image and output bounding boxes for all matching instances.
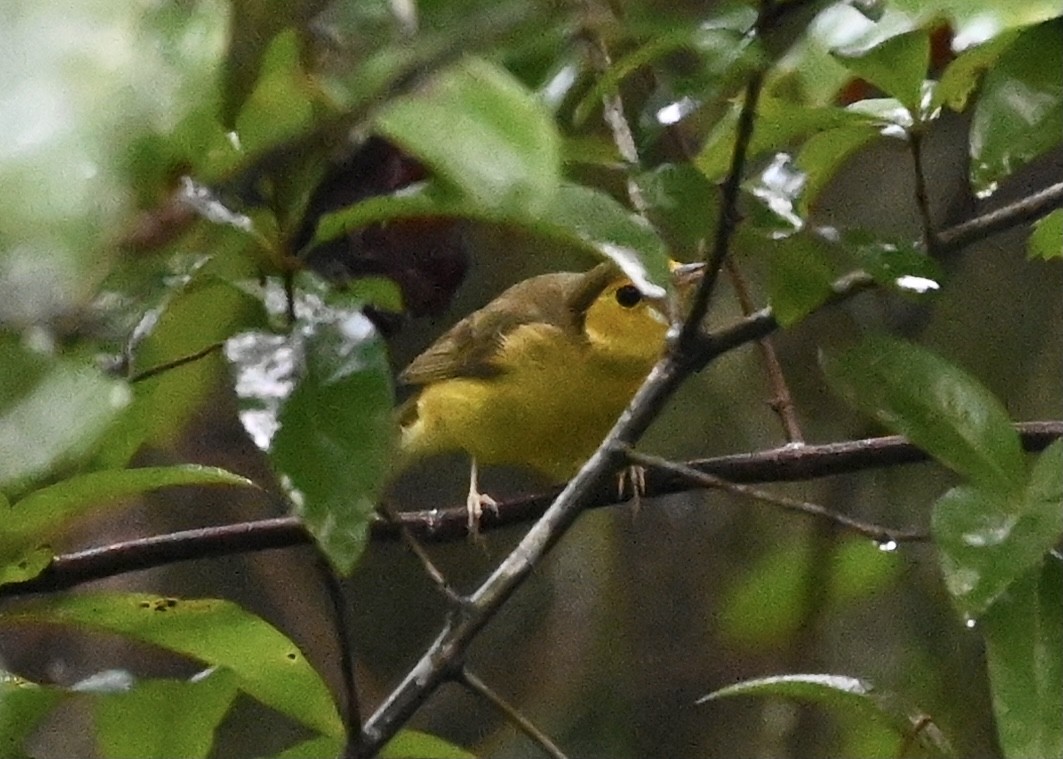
[400,319,659,480]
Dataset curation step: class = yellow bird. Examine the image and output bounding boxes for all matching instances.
[396,260,704,531]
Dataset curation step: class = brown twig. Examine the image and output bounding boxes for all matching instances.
[724,258,805,442]
[456,668,570,759]
[127,342,224,384]
[936,179,1063,254]
[313,556,362,758]
[2,422,1058,599]
[622,448,927,543]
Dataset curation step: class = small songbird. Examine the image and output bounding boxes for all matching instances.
[395,260,704,531]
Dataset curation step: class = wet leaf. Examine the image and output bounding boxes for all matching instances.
[982,560,1063,759]
[933,441,1063,618]
[226,294,393,575]
[821,336,1025,495]
[700,674,954,757]
[5,593,342,738]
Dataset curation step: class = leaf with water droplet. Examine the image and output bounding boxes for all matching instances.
[700,674,954,757]
[932,441,1063,618]
[227,290,394,575]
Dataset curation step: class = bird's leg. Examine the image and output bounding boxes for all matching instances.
[466,457,499,538]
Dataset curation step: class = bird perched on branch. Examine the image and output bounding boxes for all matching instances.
[395,260,704,533]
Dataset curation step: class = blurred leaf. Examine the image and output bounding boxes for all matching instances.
[0,338,130,497]
[821,336,1025,495]
[982,560,1063,759]
[5,593,342,738]
[233,30,315,154]
[220,0,329,127]
[376,58,561,218]
[313,181,672,297]
[1,466,256,584]
[226,299,393,575]
[382,730,476,759]
[94,668,239,759]
[932,30,1019,112]
[767,234,838,327]
[96,252,268,470]
[744,153,807,237]
[970,19,1063,193]
[695,99,876,180]
[1028,209,1063,261]
[0,0,227,326]
[636,163,719,255]
[834,229,944,293]
[832,29,930,117]
[719,538,900,648]
[933,441,1063,618]
[795,124,880,213]
[700,674,954,757]
[0,671,63,758]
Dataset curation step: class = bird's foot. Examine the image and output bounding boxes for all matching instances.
[466,489,499,539]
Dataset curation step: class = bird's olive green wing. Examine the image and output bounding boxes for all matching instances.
[398,265,617,386]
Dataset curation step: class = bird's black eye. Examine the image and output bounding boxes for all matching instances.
[615,284,642,308]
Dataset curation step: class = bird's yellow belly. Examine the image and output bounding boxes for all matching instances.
[404,343,650,480]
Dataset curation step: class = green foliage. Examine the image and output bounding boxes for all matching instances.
[0,0,1060,756]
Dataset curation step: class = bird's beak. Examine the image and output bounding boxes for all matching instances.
[670,261,706,292]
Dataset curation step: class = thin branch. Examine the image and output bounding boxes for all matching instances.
[376,503,468,606]
[908,130,939,254]
[456,668,570,759]
[1,422,1057,599]
[623,448,927,543]
[127,342,224,384]
[314,556,362,757]
[724,258,804,443]
[936,179,1063,254]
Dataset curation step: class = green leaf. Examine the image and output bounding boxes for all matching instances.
[700,674,954,757]
[1028,209,1063,261]
[96,252,268,470]
[766,234,838,327]
[275,735,344,758]
[794,124,880,213]
[0,672,63,758]
[382,730,476,759]
[832,29,930,117]
[635,163,719,255]
[1,465,256,585]
[5,593,342,738]
[821,336,1025,495]
[376,58,560,217]
[94,669,239,759]
[933,441,1063,618]
[0,338,130,497]
[932,30,1020,113]
[227,305,394,575]
[312,181,672,298]
[695,98,876,180]
[835,230,944,293]
[982,560,1063,759]
[970,19,1063,193]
